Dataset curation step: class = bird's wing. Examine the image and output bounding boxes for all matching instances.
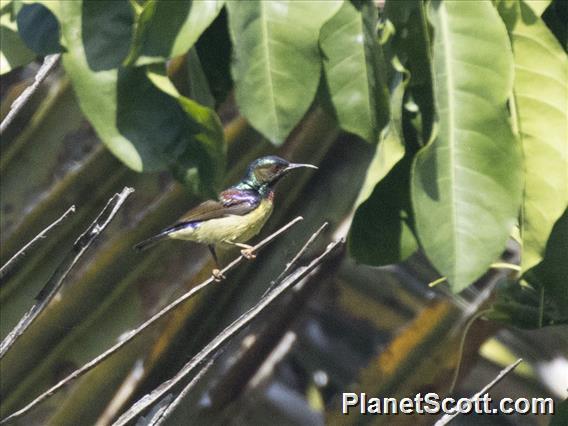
[175,189,260,224]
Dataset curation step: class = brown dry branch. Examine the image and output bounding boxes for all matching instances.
[0,216,304,425]
[113,238,344,426]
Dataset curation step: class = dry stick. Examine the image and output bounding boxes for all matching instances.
[0,54,61,135]
[435,358,523,426]
[148,358,216,426]
[155,222,330,425]
[262,221,328,296]
[0,187,134,360]
[0,205,76,282]
[113,239,343,426]
[0,216,304,425]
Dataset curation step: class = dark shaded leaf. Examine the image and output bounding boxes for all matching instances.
[126,0,224,66]
[16,3,62,55]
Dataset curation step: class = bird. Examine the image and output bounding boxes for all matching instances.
[134,155,317,280]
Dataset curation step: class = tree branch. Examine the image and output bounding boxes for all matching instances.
[0,205,75,283]
[0,187,134,360]
[113,239,344,426]
[0,54,61,135]
[435,358,523,426]
[0,216,304,425]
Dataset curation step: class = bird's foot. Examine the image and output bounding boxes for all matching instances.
[212,268,226,282]
[240,247,256,260]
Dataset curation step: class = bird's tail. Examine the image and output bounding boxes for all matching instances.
[134,231,170,252]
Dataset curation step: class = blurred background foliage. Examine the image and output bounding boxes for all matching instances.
[1,0,567,425]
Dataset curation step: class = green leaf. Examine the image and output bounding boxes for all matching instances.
[16,2,62,54]
[320,0,389,144]
[146,65,225,195]
[497,0,568,272]
[0,1,35,74]
[525,0,552,16]
[226,0,342,144]
[411,0,523,292]
[490,206,568,328]
[186,48,215,109]
[195,8,233,107]
[383,0,435,146]
[126,0,224,66]
[58,0,225,195]
[349,66,417,266]
[349,156,417,266]
[529,208,568,321]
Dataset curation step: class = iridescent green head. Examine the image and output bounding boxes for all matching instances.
[242,156,317,190]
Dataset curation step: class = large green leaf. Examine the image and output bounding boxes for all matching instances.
[226,0,342,144]
[320,0,389,144]
[58,0,224,193]
[0,1,35,74]
[411,0,523,292]
[497,0,568,272]
[125,0,224,66]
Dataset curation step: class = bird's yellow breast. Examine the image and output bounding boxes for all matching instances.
[169,199,274,246]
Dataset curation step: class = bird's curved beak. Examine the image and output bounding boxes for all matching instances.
[285,162,318,171]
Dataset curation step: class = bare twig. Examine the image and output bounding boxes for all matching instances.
[435,358,523,426]
[0,187,134,360]
[0,205,75,283]
[148,358,216,426]
[263,221,328,296]
[113,239,344,426]
[0,54,61,135]
[0,216,303,425]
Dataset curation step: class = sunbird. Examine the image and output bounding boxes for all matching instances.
[135,156,317,279]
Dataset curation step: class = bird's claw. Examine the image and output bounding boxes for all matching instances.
[212,269,226,282]
[241,248,256,260]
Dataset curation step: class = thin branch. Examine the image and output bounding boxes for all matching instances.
[113,239,344,426]
[0,216,304,425]
[435,358,523,426]
[159,222,332,421]
[0,187,134,360]
[148,358,216,426]
[0,54,61,135]
[0,205,75,283]
[263,222,328,296]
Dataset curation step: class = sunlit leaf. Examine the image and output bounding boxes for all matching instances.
[320,0,389,144]
[497,0,568,272]
[226,0,342,144]
[411,0,523,291]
